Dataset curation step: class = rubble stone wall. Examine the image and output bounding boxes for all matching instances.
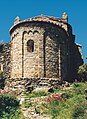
[10,22,68,79]
[11,31,22,78]
[5,77,62,95]
[0,43,11,79]
[0,15,84,91]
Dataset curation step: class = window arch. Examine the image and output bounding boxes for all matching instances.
[0,65,1,71]
[0,64,3,71]
[27,40,34,52]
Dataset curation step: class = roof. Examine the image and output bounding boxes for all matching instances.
[10,15,68,34]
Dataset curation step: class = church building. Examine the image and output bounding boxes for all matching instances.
[0,13,83,90]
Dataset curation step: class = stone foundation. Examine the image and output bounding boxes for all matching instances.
[0,14,84,94]
[5,78,62,95]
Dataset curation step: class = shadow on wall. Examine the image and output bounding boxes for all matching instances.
[0,70,5,89]
[67,42,83,82]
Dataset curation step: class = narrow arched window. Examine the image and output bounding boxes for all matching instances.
[0,65,1,71]
[27,40,34,52]
[0,64,3,71]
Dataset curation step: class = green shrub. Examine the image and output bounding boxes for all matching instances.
[33,91,48,97]
[48,101,60,118]
[62,91,73,99]
[37,82,87,119]
[0,94,20,119]
[26,90,48,98]
[72,101,87,119]
[73,83,87,96]
[24,100,32,108]
[44,101,66,119]
[77,64,87,81]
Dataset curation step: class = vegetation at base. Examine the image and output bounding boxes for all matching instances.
[25,90,48,98]
[72,100,87,119]
[30,82,87,119]
[0,80,87,119]
[77,63,87,81]
[23,100,32,108]
[0,94,23,119]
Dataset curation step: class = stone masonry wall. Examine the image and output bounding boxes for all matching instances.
[0,15,84,94]
[5,77,61,95]
[3,43,11,79]
[11,31,22,78]
[0,43,11,79]
[10,22,68,79]
[23,27,44,78]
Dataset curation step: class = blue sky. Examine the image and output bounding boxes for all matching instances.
[0,0,87,62]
